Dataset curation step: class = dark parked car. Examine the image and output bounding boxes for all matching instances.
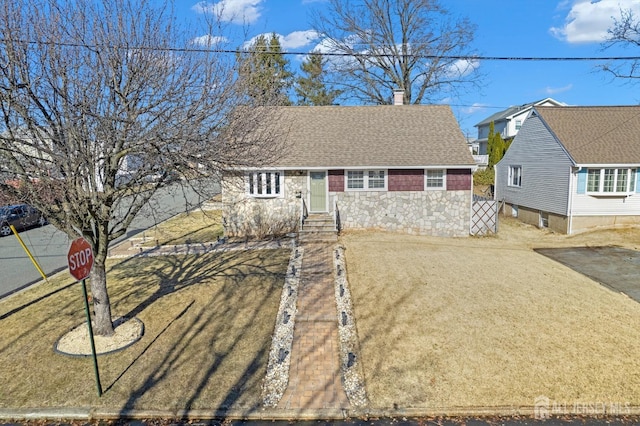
[0,204,47,237]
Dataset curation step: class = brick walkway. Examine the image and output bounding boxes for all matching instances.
[278,242,349,410]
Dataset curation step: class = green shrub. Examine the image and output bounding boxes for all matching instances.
[474,168,494,185]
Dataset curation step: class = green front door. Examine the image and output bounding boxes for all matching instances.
[309,171,327,212]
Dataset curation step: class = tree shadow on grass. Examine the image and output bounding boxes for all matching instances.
[0,281,75,321]
[103,247,289,412]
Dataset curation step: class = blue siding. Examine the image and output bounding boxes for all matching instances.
[495,115,573,216]
[577,169,587,194]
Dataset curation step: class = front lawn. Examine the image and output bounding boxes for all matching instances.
[0,246,289,411]
[342,218,640,411]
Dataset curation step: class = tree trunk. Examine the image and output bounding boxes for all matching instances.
[89,259,114,336]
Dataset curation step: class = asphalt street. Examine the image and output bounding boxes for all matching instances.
[0,183,217,298]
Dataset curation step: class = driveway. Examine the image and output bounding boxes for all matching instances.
[535,246,640,302]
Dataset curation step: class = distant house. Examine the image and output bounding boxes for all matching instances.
[474,98,567,157]
[495,106,640,234]
[222,104,477,238]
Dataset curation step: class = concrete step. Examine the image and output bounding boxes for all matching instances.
[300,213,337,243]
[301,224,336,232]
[299,233,338,243]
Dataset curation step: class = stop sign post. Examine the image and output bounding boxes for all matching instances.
[67,237,102,397]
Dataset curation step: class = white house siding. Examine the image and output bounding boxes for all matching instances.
[504,110,530,138]
[568,170,640,232]
[329,190,471,238]
[495,116,573,216]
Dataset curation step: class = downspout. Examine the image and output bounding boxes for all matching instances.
[567,166,580,235]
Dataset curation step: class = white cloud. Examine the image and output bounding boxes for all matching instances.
[243,30,321,50]
[462,103,489,114]
[447,58,481,78]
[543,83,573,95]
[192,0,263,25]
[191,34,228,47]
[550,0,640,44]
[280,30,321,49]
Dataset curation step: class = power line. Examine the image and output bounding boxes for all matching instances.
[0,37,639,62]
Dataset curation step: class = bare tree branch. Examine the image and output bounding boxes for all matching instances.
[311,0,483,104]
[0,0,282,335]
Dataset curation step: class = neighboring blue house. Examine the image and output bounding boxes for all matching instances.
[495,106,640,234]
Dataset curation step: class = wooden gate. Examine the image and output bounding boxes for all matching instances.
[471,195,498,235]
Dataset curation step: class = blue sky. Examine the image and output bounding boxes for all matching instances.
[176,0,640,137]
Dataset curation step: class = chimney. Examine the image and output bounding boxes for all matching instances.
[393,89,405,105]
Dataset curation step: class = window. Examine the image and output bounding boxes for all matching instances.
[515,119,522,130]
[248,171,282,197]
[426,169,445,189]
[539,211,549,228]
[346,170,386,190]
[347,171,364,189]
[368,170,385,188]
[586,168,636,194]
[508,166,522,187]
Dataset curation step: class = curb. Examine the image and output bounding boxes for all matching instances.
[4,405,640,422]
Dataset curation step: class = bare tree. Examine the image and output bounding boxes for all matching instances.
[311,0,481,104]
[602,8,640,81]
[0,0,281,335]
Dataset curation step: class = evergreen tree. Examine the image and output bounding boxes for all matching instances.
[295,52,342,106]
[487,121,508,169]
[237,33,293,105]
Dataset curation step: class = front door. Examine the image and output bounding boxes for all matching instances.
[309,171,327,212]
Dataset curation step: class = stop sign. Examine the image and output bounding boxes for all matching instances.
[68,237,94,281]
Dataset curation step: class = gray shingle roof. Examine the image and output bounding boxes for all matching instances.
[534,106,640,164]
[474,98,566,127]
[266,105,474,168]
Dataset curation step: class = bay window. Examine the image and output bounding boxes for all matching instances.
[586,168,636,194]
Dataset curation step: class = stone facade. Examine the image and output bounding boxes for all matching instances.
[222,170,472,238]
[222,171,305,238]
[331,190,470,237]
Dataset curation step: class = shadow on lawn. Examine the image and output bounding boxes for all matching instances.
[107,247,287,412]
[0,281,75,321]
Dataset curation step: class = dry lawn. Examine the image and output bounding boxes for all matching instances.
[138,210,223,247]
[0,247,289,411]
[342,216,640,410]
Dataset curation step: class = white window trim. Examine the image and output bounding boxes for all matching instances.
[425,169,446,190]
[508,165,522,188]
[247,170,284,198]
[345,169,387,191]
[586,168,636,195]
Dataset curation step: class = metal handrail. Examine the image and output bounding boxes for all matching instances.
[333,199,340,232]
[300,197,308,230]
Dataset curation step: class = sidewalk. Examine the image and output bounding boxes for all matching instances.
[278,242,349,410]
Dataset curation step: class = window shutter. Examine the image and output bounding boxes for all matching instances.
[576,168,587,194]
[636,168,640,193]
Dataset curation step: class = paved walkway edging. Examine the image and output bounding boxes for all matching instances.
[333,244,368,407]
[261,244,303,406]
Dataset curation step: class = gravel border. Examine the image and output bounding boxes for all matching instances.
[333,244,368,407]
[54,316,144,357]
[261,243,303,407]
